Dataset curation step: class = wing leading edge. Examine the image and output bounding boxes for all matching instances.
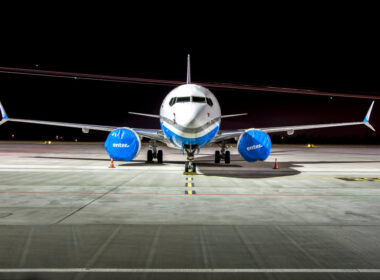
[1,101,376,144]
[213,101,375,143]
[0,101,165,142]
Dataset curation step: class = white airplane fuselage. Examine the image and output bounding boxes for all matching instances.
[160,84,221,148]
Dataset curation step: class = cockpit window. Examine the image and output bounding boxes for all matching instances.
[169,97,176,106]
[192,96,206,103]
[176,97,191,103]
[169,96,210,106]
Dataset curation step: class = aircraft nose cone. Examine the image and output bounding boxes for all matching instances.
[185,118,198,127]
[179,104,207,128]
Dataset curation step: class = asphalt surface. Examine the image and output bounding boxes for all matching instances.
[1,143,380,280]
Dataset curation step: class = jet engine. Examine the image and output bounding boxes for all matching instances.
[104,128,141,161]
[237,129,271,162]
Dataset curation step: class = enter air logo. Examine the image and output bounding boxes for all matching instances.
[246,144,263,151]
[113,143,130,148]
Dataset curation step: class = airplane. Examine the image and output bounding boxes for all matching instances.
[0,55,376,172]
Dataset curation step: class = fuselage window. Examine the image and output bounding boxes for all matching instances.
[192,96,206,103]
[169,97,176,106]
[176,97,191,103]
[206,98,213,106]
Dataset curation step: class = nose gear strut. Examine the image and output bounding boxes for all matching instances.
[184,144,198,172]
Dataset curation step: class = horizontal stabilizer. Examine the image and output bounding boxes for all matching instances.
[221,113,248,119]
[128,112,160,118]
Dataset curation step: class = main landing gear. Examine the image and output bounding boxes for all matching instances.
[147,140,163,163]
[184,144,197,173]
[214,141,230,164]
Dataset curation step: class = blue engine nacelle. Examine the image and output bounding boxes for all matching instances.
[237,129,272,162]
[104,128,141,161]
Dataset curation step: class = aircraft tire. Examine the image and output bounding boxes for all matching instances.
[147,150,153,162]
[157,150,163,163]
[225,151,230,164]
[215,151,220,164]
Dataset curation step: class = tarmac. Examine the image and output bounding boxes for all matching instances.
[0,142,380,279]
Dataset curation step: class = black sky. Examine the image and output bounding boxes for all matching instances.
[0,5,379,143]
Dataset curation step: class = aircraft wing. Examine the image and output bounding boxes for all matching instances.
[211,101,375,143]
[131,128,166,142]
[211,129,245,143]
[0,101,165,142]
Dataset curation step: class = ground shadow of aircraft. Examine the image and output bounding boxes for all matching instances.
[30,154,380,179]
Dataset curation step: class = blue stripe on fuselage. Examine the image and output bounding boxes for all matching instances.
[161,123,219,147]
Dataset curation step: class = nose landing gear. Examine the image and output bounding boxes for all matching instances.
[184,144,198,173]
[185,161,196,173]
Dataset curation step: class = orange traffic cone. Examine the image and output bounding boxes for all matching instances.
[273,158,279,169]
[109,158,115,168]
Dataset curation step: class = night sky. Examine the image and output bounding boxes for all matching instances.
[0,6,379,143]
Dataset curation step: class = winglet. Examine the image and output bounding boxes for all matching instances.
[364,101,374,123]
[363,101,375,131]
[0,101,8,120]
[0,100,9,126]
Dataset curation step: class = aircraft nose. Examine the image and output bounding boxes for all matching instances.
[179,104,208,127]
